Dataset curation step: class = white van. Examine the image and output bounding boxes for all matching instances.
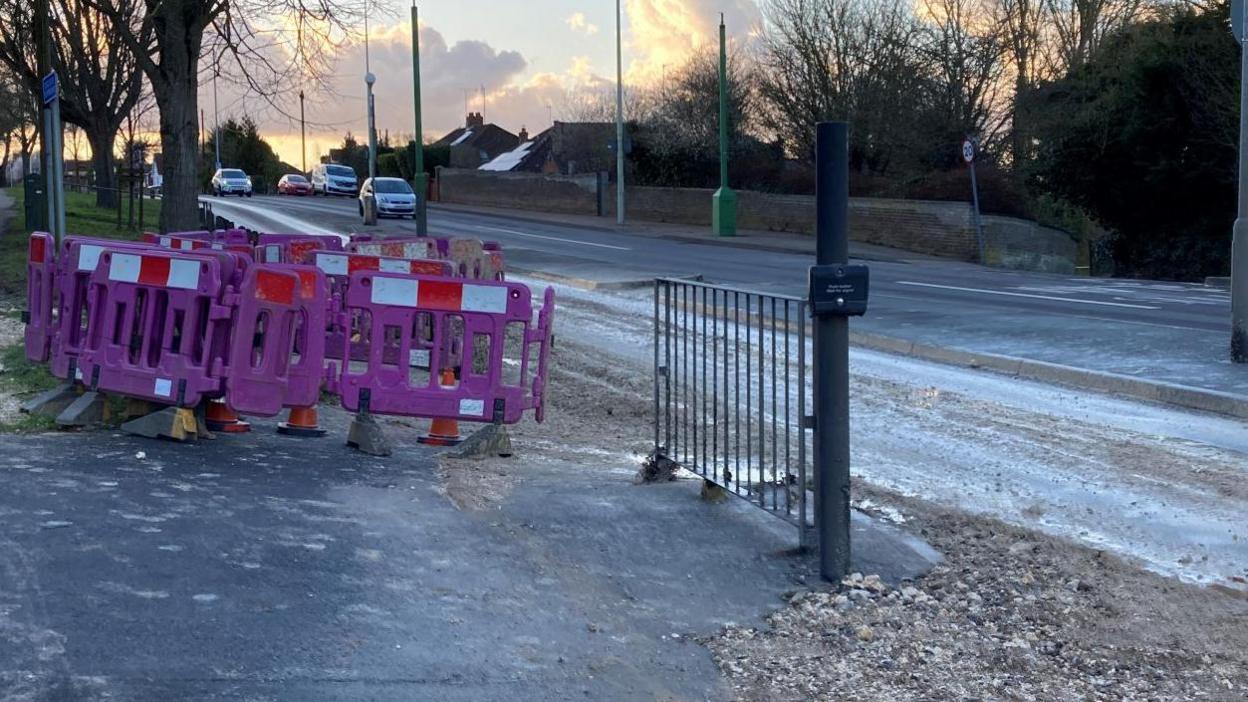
[310,163,359,196]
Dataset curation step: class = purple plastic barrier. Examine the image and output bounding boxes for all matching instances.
[51,238,176,380]
[54,238,252,383]
[347,237,504,280]
[348,238,439,260]
[143,229,251,246]
[23,232,55,363]
[270,265,329,409]
[78,249,230,406]
[336,271,555,424]
[150,233,254,256]
[255,238,327,265]
[224,265,304,416]
[447,238,505,281]
[314,251,455,365]
[532,286,555,422]
[257,232,345,252]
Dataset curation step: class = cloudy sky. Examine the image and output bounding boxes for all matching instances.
[201,0,762,167]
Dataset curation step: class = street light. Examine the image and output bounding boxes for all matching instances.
[212,69,221,170]
[365,11,377,180]
[615,0,625,225]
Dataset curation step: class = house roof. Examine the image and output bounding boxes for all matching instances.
[433,123,519,155]
[478,129,556,172]
[476,122,618,174]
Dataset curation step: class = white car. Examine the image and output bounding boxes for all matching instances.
[359,177,417,219]
[212,168,253,197]
[311,163,358,196]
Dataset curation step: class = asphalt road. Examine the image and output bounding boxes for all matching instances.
[0,412,819,700]
[203,194,1247,397]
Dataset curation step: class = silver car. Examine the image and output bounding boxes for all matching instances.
[359,177,417,219]
[211,168,253,197]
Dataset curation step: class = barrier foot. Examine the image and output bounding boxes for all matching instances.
[21,382,80,417]
[347,412,391,456]
[451,424,513,458]
[121,406,203,442]
[205,399,250,434]
[277,406,327,437]
[55,391,107,428]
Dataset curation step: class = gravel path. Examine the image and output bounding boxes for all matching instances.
[507,280,1248,700]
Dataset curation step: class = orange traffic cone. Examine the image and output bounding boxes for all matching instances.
[418,368,463,446]
[277,405,327,437]
[205,399,250,433]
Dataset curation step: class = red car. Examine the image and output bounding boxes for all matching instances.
[278,173,312,195]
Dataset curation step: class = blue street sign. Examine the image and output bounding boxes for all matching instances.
[41,71,58,105]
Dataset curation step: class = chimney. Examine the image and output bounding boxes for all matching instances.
[518,126,529,142]
[466,112,484,128]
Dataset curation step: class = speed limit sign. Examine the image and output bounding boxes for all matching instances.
[961,137,975,164]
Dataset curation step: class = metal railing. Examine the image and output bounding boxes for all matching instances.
[652,277,811,546]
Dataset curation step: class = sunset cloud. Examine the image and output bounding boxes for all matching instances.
[566,12,600,35]
[624,0,762,81]
[196,1,766,166]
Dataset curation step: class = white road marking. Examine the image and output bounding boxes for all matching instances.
[895,281,1161,310]
[200,197,345,240]
[472,224,631,251]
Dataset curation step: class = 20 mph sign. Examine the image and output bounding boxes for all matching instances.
[961,138,975,164]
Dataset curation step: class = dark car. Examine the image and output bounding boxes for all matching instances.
[278,173,312,195]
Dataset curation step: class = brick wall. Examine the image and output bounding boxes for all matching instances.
[438,168,600,215]
[437,170,1077,270]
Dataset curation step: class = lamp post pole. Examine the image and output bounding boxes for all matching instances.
[365,12,377,180]
[712,15,736,237]
[614,0,626,225]
[299,90,307,174]
[1233,0,1248,362]
[411,2,429,235]
[212,70,221,170]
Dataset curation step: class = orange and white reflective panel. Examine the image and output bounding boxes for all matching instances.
[108,253,201,290]
[369,277,509,313]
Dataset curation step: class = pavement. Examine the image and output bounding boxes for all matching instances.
[0,409,938,700]
[203,194,1248,414]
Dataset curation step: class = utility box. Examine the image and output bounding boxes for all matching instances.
[24,174,47,232]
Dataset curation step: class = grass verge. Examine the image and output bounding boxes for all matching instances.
[2,185,159,299]
[0,344,60,433]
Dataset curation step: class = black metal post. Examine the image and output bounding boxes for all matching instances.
[815,122,851,581]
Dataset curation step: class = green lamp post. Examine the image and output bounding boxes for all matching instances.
[411,2,429,236]
[712,14,737,237]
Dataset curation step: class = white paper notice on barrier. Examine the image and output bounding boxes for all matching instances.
[154,378,173,397]
[409,349,430,367]
[459,399,485,417]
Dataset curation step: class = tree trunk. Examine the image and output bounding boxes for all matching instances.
[156,86,201,232]
[0,133,10,187]
[85,125,118,209]
[149,0,205,233]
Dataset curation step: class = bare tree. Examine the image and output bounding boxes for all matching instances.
[0,0,146,207]
[87,0,370,231]
[919,0,1010,154]
[758,0,929,173]
[559,83,657,125]
[0,66,38,180]
[1043,0,1148,71]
